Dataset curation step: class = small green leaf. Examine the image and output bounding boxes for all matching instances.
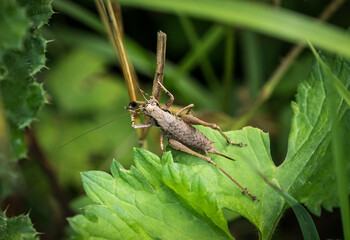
[0,211,39,240]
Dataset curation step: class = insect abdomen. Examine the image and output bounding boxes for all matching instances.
[150,108,214,152]
[166,118,213,152]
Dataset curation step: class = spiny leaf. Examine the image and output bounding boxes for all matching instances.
[0,211,38,240]
[0,0,53,159]
[17,0,53,28]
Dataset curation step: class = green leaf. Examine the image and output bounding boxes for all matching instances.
[0,211,38,240]
[117,0,350,59]
[68,151,234,240]
[168,127,281,239]
[277,55,350,215]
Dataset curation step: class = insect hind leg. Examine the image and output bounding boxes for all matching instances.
[168,139,212,162]
[181,115,245,147]
[168,138,257,201]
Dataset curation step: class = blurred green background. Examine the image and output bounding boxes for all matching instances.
[1,0,349,239]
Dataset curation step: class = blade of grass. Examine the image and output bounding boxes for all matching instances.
[117,0,350,58]
[53,0,104,33]
[241,30,263,99]
[95,0,139,102]
[175,25,224,79]
[330,103,350,240]
[177,14,219,91]
[257,172,320,240]
[222,27,234,113]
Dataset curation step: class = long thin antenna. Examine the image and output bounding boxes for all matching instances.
[58,113,129,150]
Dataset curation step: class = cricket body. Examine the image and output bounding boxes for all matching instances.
[94,2,257,200]
[127,81,258,201]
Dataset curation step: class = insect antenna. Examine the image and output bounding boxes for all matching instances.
[58,113,129,150]
[134,81,149,101]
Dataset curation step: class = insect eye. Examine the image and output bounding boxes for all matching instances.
[129,101,138,108]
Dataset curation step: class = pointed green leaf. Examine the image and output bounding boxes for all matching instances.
[0,211,38,240]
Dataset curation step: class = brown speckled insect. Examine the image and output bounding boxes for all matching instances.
[94,1,257,200]
[127,32,257,201]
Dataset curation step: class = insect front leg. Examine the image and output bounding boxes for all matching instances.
[130,112,152,129]
[157,81,174,109]
[181,115,245,147]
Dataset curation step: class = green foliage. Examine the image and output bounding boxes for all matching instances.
[118,0,350,59]
[69,54,350,239]
[0,211,38,240]
[0,0,53,159]
[2,0,348,238]
[277,55,350,215]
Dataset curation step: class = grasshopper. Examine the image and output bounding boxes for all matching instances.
[127,81,257,201]
[95,1,257,200]
[126,35,257,201]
